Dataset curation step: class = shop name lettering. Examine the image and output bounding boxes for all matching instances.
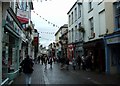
[107,37,120,44]
[6,15,14,28]
[6,13,21,35]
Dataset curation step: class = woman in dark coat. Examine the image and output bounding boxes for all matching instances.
[20,55,34,86]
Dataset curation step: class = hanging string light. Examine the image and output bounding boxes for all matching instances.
[32,10,60,28]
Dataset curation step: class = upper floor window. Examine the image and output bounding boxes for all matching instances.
[19,0,27,11]
[71,12,73,24]
[114,2,120,30]
[79,23,81,28]
[89,17,94,37]
[115,16,120,28]
[88,0,93,12]
[75,25,78,41]
[78,4,81,18]
[98,0,104,5]
[75,8,77,21]
[72,28,74,42]
[69,15,71,26]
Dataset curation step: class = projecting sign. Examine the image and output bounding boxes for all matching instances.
[17,9,29,24]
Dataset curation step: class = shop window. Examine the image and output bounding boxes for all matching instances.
[2,46,8,81]
[111,53,117,66]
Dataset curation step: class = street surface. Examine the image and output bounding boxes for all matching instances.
[12,63,120,85]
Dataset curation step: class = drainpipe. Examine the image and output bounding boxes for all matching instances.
[0,2,2,84]
[28,0,32,56]
[13,0,17,13]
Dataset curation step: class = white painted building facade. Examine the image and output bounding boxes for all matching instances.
[68,0,83,44]
[67,0,117,73]
[83,0,114,42]
[67,0,84,59]
[82,0,115,73]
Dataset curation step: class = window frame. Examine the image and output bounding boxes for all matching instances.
[89,17,94,38]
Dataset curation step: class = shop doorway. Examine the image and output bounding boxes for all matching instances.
[110,44,120,73]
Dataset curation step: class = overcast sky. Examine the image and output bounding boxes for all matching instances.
[31,0,76,47]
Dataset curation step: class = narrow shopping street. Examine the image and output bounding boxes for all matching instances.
[12,63,120,85]
[1,0,120,86]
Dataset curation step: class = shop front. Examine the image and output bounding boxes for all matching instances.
[83,39,105,72]
[104,33,120,74]
[104,2,120,74]
[2,7,22,84]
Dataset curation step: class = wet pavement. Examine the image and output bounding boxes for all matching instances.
[12,63,120,85]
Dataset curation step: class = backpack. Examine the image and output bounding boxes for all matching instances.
[21,58,34,74]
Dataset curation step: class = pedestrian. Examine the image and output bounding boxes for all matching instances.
[44,55,48,69]
[20,55,34,86]
[53,56,56,63]
[34,57,37,64]
[41,55,44,65]
[49,56,53,69]
[65,57,69,70]
[60,57,65,70]
[37,55,41,64]
[86,51,92,71]
[81,55,86,70]
[77,55,82,69]
[72,57,76,70]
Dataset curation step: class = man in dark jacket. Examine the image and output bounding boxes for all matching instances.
[77,55,82,69]
[20,55,34,86]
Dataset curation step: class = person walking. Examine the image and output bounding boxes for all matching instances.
[44,55,48,69]
[81,55,86,70]
[65,57,69,70]
[49,56,53,69]
[37,55,41,64]
[77,55,82,69]
[72,57,76,70]
[20,55,34,86]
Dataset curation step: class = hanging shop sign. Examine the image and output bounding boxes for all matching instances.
[5,10,22,36]
[6,11,14,28]
[17,9,29,24]
[14,22,22,35]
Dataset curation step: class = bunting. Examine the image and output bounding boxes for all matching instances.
[39,36,55,41]
[32,10,60,28]
[40,31,55,34]
[32,0,52,2]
